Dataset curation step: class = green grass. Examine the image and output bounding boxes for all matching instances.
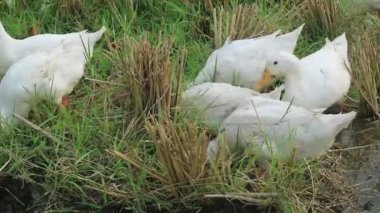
[0,0,378,212]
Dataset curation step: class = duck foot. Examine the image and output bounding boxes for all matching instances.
[258,168,269,179]
[59,96,69,110]
[323,102,350,114]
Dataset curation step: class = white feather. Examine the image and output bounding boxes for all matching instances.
[208,96,357,162]
[265,33,351,109]
[0,21,105,77]
[192,24,304,89]
[0,43,88,125]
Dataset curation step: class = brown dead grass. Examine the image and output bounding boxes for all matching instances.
[182,0,229,13]
[212,4,276,48]
[145,118,209,198]
[254,153,355,212]
[349,17,380,117]
[204,0,229,13]
[108,117,231,202]
[57,0,83,15]
[107,37,186,121]
[298,0,345,38]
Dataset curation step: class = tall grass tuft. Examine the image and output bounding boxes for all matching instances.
[349,19,380,117]
[298,0,345,38]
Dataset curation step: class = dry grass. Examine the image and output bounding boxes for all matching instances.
[204,0,229,12]
[349,19,380,117]
[105,35,218,201]
[255,154,355,212]
[212,4,274,48]
[108,117,220,201]
[145,118,209,198]
[108,37,186,121]
[57,0,84,15]
[182,0,229,13]
[109,132,355,212]
[298,0,345,38]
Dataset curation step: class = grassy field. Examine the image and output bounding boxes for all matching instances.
[0,0,379,212]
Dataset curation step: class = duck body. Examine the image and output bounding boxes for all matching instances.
[192,24,304,89]
[182,82,284,126]
[208,96,357,161]
[0,43,87,125]
[264,33,351,109]
[0,22,105,76]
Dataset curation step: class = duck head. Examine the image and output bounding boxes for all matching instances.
[255,52,301,90]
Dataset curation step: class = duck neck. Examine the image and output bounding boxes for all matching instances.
[284,59,303,82]
[0,24,16,44]
[283,61,305,96]
[0,26,16,54]
[0,27,18,72]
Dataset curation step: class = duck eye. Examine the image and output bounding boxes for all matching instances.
[273,61,278,65]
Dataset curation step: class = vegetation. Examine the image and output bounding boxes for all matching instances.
[0,0,379,212]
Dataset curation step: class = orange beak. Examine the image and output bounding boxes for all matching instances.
[254,69,272,91]
[59,95,69,109]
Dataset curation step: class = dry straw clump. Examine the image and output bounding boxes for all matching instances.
[108,37,186,120]
[204,0,228,13]
[298,0,345,38]
[212,4,275,48]
[145,118,209,198]
[108,117,211,200]
[349,18,380,117]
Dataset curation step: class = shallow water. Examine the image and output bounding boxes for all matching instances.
[338,119,380,213]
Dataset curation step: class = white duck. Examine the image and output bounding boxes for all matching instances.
[182,82,284,126]
[0,42,88,125]
[207,96,357,163]
[192,23,305,89]
[259,33,351,110]
[0,21,105,77]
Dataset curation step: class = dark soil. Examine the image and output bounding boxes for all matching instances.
[1,174,265,213]
[0,175,42,213]
[102,199,264,213]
